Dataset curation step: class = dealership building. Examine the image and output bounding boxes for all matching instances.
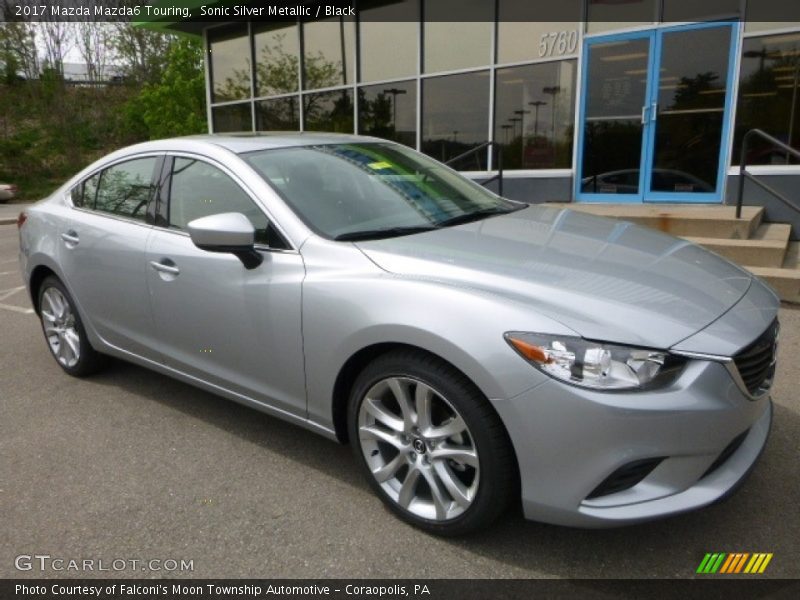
[149,0,800,222]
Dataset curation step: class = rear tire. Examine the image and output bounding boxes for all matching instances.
[38,276,108,377]
[348,350,516,536]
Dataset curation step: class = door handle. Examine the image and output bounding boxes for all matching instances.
[641,105,649,124]
[651,102,658,122]
[149,260,180,276]
[60,231,79,245]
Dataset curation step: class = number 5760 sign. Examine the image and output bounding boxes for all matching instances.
[539,31,579,57]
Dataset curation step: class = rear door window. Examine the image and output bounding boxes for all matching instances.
[93,157,158,221]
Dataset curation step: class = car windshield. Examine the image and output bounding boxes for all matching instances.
[243,143,521,240]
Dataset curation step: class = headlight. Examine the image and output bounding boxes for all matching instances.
[505,332,685,390]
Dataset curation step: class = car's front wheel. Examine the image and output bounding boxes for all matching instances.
[348,350,516,535]
[38,276,107,377]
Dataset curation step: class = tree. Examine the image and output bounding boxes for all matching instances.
[39,21,72,76]
[0,20,39,80]
[76,22,112,82]
[112,22,174,84]
[127,37,206,139]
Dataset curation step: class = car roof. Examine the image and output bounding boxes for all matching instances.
[122,132,389,156]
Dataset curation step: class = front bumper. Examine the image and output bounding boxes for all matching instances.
[490,359,772,527]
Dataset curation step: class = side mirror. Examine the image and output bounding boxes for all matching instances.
[186,212,263,269]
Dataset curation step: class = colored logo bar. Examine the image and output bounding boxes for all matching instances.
[696,553,773,574]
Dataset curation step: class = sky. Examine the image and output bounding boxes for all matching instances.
[32,22,120,65]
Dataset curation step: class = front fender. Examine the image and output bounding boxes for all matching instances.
[302,266,577,431]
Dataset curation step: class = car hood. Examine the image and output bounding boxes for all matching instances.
[355,206,753,350]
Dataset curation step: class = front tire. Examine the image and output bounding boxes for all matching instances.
[38,276,108,377]
[348,350,516,536]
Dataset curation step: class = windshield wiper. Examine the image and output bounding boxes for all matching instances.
[437,204,526,228]
[334,225,438,241]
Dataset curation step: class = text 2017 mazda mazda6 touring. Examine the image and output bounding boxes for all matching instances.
[18,134,778,535]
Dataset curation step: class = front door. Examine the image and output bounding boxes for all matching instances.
[577,23,737,203]
[146,155,307,417]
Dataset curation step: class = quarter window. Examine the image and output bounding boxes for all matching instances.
[93,157,157,221]
[70,185,82,207]
[168,158,274,247]
[84,173,100,208]
[70,171,101,209]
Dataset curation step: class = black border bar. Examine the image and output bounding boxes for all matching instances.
[2,579,799,600]
[3,0,800,24]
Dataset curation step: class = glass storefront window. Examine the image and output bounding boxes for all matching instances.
[358,80,417,147]
[212,103,253,133]
[209,25,251,103]
[256,97,300,131]
[359,0,419,83]
[497,0,581,64]
[746,23,800,34]
[423,0,493,73]
[422,71,490,168]
[586,0,656,34]
[745,0,800,33]
[303,89,354,132]
[734,33,800,165]
[495,61,576,170]
[302,17,355,89]
[662,0,740,22]
[253,22,299,97]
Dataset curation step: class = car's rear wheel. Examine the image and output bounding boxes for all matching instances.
[348,350,516,535]
[38,276,107,376]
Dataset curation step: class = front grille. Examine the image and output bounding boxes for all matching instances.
[586,457,665,500]
[701,429,749,479]
[732,320,779,396]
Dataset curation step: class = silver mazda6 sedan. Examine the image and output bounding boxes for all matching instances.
[18,134,778,535]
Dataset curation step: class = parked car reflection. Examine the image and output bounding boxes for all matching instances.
[581,169,715,194]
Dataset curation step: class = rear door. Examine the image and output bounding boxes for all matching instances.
[145,154,307,416]
[61,154,163,360]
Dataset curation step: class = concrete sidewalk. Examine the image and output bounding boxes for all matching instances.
[0,202,31,225]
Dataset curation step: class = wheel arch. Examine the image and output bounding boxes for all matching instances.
[28,264,59,315]
[332,341,523,523]
[331,342,511,454]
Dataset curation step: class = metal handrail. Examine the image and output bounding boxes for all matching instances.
[444,141,504,197]
[737,128,800,219]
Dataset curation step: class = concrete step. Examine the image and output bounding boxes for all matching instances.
[746,243,800,304]
[683,224,791,268]
[556,203,763,239]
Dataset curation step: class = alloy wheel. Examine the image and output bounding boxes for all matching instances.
[40,287,81,368]
[357,376,480,521]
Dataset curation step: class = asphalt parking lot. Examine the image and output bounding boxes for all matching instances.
[0,221,798,580]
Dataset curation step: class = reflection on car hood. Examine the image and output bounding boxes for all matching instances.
[355,206,752,349]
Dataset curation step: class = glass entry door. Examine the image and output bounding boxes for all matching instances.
[577,23,737,203]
